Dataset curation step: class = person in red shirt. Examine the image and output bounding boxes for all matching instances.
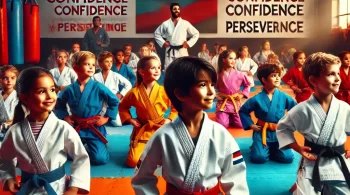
[335,51,350,104]
[282,51,312,103]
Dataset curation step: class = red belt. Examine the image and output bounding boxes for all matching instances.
[71,116,108,144]
[166,182,224,195]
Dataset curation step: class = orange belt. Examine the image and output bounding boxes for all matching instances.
[71,115,108,144]
[257,119,277,147]
[166,182,224,195]
[217,93,240,113]
[130,116,164,148]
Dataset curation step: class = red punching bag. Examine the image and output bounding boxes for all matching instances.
[23,0,40,64]
[0,0,9,65]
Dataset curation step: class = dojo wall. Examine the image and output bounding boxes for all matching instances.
[36,0,347,70]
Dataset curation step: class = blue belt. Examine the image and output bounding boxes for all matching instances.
[18,166,65,195]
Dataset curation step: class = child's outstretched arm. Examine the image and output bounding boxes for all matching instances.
[221,137,249,194]
[131,134,162,195]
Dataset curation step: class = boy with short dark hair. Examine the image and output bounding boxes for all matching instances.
[132,57,249,194]
[239,63,296,164]
[277,52,350,194]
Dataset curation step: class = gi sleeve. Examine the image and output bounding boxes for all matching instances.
[276,109,298,149]
[116,74,132,97]
[131,134,162,195]
[249,59,258,75]
[154,22,166,48]
[126,66,137,86]
[118,89,134,124]
[0,127,17,189]
[221,136,249,195]
[240,74,251,98]
[54,89,69,119]
[185,21,199,48]
[238,98,255,130]
[99,84,120,120]
[64,124,90,194]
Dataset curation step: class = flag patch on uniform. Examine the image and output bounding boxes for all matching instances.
[232,150,244,165]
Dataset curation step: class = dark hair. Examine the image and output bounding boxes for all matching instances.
[72,42,80,47]
[56,49,69,58]
[303,52,341,89]
[112,49,124,56]
[164,57,217,112]
[338,51,350,66]
[237,46,249,57]
[13,67,54,124]
[170,3,180,11]
[261,40,270,48]
[218,44,227,52]
[257,64,281,85]
[98,51,114,63]
[123,44,132,48]
[293,50,305,62]
[92,16,101,22]
[0,65,19,78]
[136,56,159,86]
[218,49,236,73]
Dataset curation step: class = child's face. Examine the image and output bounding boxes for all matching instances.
[140,46,150,58]
[115,52,124,63]
[75,58,96,78]
[268,56,278,64]
[183,70,215,111]
[124,46,132,56]
[201,44,207,51]
[263,72,281,89]
[101,57,113,71]
[1,70,17,90]
[23,76,57,115]
[56,52,68,66]
[148,42,155,50]
[263,42,270,50]
[140,59,161,82]
[72,44,80,53]
[342,54,350,67]
[218,46,227,54]
[295,53,306,67]
[241,48,248,58]
[223,52,236,68]
[313,64,341,95]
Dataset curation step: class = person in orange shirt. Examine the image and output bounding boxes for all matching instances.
[118,56,177,168]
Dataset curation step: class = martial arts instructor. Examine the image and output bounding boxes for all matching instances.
[154,3,199,70]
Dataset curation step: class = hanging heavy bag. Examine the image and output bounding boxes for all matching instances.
[23,0,40,64]
[7,0,24,65]
[0,0,9,65]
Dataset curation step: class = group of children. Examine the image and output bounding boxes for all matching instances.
[0,44,349,194]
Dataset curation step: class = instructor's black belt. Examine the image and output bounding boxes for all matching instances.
[304,139,350,193]
[167,45,183,57]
